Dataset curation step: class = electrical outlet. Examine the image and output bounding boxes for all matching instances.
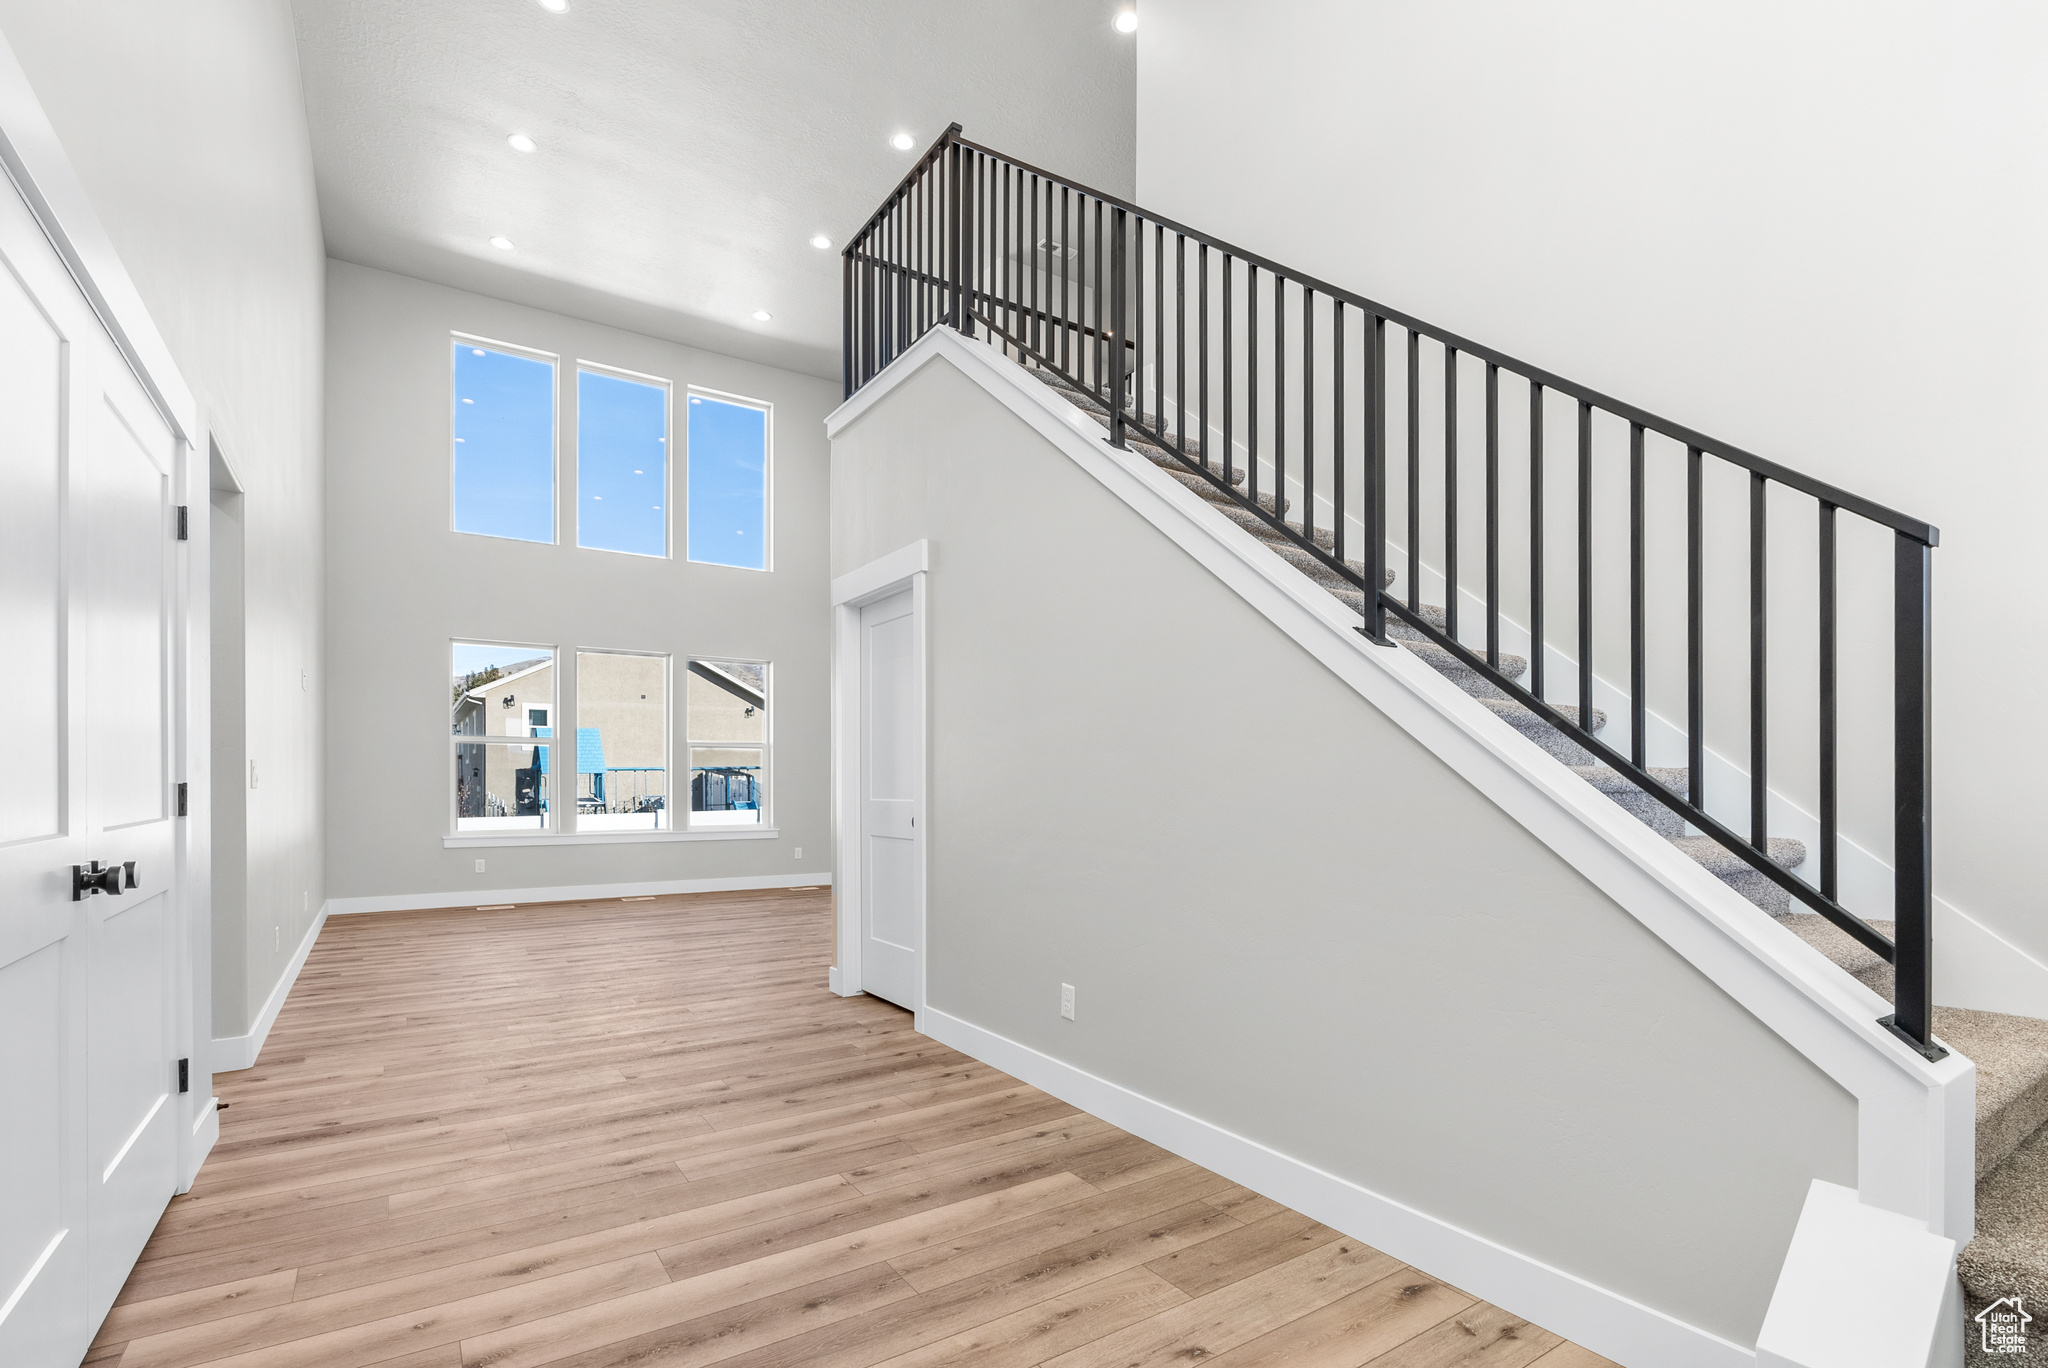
[248,759,259,789]
[274,926,280,952]
[302,891,308,912]
[1059,983,1075,1021]
[794,847,802,860]
[475,858,486,873]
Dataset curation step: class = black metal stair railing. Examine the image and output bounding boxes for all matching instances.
[842,125,1944,1059]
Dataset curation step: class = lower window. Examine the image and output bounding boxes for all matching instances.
[687,660,767,827]
[574,650,671,831]
[452,641,557,832]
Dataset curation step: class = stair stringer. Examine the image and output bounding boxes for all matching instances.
[829,327,1975,1249]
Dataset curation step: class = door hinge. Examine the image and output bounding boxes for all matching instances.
[177,781,188,817]
[178,1058,190,1093]
[176,505,189,540]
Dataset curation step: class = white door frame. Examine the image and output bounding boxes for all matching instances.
[829,540,929,1026]
[0,31,212,1187]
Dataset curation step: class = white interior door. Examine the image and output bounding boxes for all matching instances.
[859,588,922,1010]
[0,161,183,1366]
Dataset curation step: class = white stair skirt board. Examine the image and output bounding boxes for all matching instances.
[323,872,835,918]
[926,1006,1752,1368]
[829,329,1974,1250]
[1755,1181,1961,1368]
[211,906,328,1073]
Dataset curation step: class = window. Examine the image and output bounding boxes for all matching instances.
[452,641,556,831]
[687,660,767,826]
[453,340,556,543]
[687,393,769,569]
[574,650,670,831]
[578,366,670,557]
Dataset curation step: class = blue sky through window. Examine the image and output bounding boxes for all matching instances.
[578,369,669,556]
[687,395,767,570]
[453,343,555,543]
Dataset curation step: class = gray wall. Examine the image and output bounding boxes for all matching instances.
[1135,0,2048,970]
[324,260,838,902]
[0,0,328,1039]
[831,355,1860,1347]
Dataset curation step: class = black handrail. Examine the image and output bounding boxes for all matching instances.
[843,128,1944,1058]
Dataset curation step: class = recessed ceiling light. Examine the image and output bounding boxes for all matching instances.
[891,132,915,151]
[489,236,515,251]
[810,234,832,250]
[508,133,537,153]
[1114,9,1138,33]
[751,310,772,321]
[536,0,568,12]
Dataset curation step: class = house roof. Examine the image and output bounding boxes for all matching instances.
[462,658,552,702]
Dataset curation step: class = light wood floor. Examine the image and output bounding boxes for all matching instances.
[94,888,1614,1368]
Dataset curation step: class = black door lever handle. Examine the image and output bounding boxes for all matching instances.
[124,861,138,889]
[71,862,125,900]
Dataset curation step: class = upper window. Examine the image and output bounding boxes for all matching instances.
[578,367,670,557]
[453,340,556,544]
[687,392,769,570]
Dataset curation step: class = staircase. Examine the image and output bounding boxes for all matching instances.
[1025,359,2048,1360]
[843,125,2042,1361]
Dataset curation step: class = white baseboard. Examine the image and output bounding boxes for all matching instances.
[923,1005,1755,1368]
[211,905,328,1073]
[323,872,836,917]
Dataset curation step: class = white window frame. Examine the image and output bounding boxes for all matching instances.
[684,657,771,831]
[450,332,561,545]
[574,359,674,560]
[684,386,774,572]
[449,638,559,838]
[570,646,674,833]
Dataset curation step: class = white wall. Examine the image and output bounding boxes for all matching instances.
[831,353,1860,1349]
[1135,0,2048,970]
[324,260,838,905]
[0,0,328,1042]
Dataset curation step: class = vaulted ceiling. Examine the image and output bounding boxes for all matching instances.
[293,0,1136,379]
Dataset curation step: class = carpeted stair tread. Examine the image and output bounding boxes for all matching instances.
[1962,1121,2048,1311]
[1668,835,1806,875]
[1570,764,1687,796]
[1778,913,1892,989]
[1933,1007,2048,1178]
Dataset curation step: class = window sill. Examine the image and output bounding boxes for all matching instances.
[442,827,779,848]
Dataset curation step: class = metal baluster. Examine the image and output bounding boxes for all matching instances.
[1579,400,1593,730]
[1274,276,1285,532]
[1486,362,1500,670]
[1630,423,1646,769]
[948,141,964,333]
[1687,447,1705,809]
[1361,313,1388,643]
[1889,533,1938,1056]
[1408,329,1420,612]
[1155,222,1165,436]
[1750,472,1768,850]
[1333,300,1346,565]
[1819,501,1838,902]
[1109,206,1128,448]
[1199,244,1209,472]
[841,248,852,399]
[1303,287,1315,546]
[1093,198,1104,394]
[1222,254,1233,487]
[1132,216,1145,418]
[1176,233,1186,455]
[1445,347,1458,642]
[1060,186,1070,374]
[1530,381,1545,701]
[1247,265,1259,510]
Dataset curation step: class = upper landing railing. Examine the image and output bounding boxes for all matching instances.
[842,125,1943,1059]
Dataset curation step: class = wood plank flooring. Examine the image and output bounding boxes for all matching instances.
[96,888,1615,1368]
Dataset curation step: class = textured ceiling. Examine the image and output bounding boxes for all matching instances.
[292,0,1137,379]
